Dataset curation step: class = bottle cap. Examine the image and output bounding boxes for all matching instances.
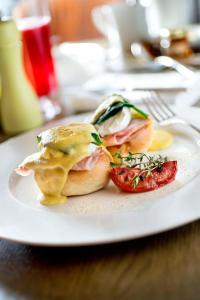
[0,17,21,48]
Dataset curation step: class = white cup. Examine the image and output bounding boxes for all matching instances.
[92,0,195,52]
[153,0,195,29]
[92,1,160,52]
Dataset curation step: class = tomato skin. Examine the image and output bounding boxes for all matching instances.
[110,161,177,193]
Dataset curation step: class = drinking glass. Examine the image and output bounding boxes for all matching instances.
[13,0,58,98]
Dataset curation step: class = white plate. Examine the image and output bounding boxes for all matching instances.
[1,108,200,246]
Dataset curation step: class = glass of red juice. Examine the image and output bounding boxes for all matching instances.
[14,1,58,98]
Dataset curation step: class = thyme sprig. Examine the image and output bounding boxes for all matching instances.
[111,152,168,188]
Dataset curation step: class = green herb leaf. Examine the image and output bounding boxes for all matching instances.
[132,175,140,188]
[91,132,102,145]
[36,135,41,144]
[122,99,149,119]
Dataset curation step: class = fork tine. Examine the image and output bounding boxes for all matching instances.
[150,91,175,119]
[156,92,175,117]
[146,91,170,121]
[148,91,170,120]
[142,96,160,122]
[142,92,165,122]
[142,91,175,123]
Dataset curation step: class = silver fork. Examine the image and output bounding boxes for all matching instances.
[142,91,200,134]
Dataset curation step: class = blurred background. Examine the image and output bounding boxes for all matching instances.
[1,0,200,132]
[0,0,200,42]
[1,0,120,42]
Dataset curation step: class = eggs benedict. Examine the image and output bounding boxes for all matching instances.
[16,123,112,205]
[90,95,154,157]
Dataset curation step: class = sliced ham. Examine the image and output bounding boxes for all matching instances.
[71,148,104,171]
[16,148,108,175]
[15,166,32,176]
[103,119,151,147]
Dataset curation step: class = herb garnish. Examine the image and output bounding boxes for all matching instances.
[94,95,148,125]
[111,152,168,188]
[91,132,103,145]
[36,135,41,144]
[133,175,140,189]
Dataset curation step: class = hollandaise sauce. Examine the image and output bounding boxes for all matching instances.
[36,146,90,205]
[20,123,98,205]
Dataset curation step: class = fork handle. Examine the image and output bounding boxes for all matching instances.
[188,123,200,134]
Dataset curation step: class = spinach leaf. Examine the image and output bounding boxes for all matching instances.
[91,132,102,145]
[36,135,41,144]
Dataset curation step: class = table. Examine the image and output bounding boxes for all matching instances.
[0,220,200,299]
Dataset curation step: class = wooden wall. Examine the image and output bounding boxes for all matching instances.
[14,0,121,42]
[49,0,120,42]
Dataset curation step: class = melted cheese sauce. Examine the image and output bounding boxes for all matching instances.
[19,123,100,206]
[23,144,92,205]
[148,129,173,151]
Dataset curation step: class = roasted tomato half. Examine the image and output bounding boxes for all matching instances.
[110,161,177,193]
